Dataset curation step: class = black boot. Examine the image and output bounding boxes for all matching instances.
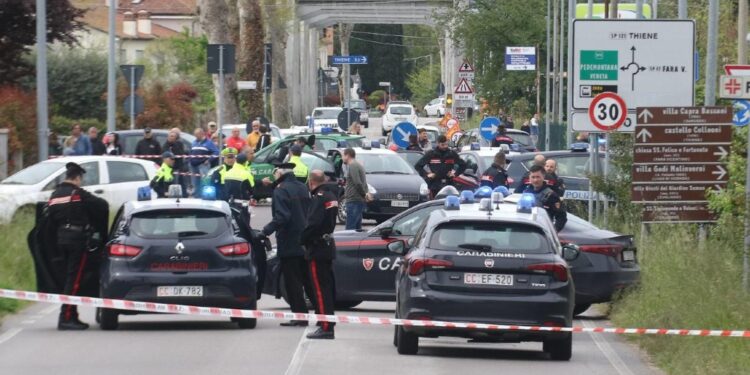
[58,318,89,331]
[306,327,334,339]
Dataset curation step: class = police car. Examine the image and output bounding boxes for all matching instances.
[263,186,639,315]
[391,191,577,359]
[334,147,429,224]
[459,144,518,180]
[99,188,258,330]
[456,128,537,152]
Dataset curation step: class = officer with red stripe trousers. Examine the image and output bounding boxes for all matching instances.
[301,170,339,339]
[414,135,467,198]
[48,162,108,330]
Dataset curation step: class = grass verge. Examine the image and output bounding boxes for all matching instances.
[609,222,750,375]
[0,207,37,316]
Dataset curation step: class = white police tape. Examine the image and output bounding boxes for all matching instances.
[1,289,748,338]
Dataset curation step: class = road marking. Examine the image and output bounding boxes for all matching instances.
[21,320,36,325]
[582,319,636,375]
[0,328,22,345]
[284,327,313,375]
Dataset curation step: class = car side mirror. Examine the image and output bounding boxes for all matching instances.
[562,244,580,261]
[387,240,406,255]
[379,222,394,238]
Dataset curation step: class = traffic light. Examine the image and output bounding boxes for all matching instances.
[446,94,453,106]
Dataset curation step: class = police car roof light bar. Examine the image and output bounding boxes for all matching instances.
[201,185,217,200]
[137,186,152,201]
[517,193,536,213]
[459,190,475,204]
[445,195,461,210]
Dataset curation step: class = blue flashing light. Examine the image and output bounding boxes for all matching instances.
[474,186,493,198]
[444,195,461,210]
[201,185,217,200]
[517,192,536,213]
[371,140,381,149]
[459,190,475,204]
[137,186,152,201]
[321,127,333,134]
[493,186,511,197]
[470,142,481,151]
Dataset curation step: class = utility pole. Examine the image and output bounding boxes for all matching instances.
[545,0,551,151]
[678,0,687,19]
[557,0,565,129]
[739,0,748,65]
[705,0,719,106]
[552,0,559,131]
[107,0,116,132]
[36,0,48,161]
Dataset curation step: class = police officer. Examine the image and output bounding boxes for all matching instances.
[288,145,309,183]
[301,170,338,339]
[150,151,176,198]
[514,154,546,193]
[490,125,514,147]
[262,162,314,326]
[414,135,467,198]
[480,151,509,188]
[48,162,108,330]
[519,165,567,232]
[544,159,566,197]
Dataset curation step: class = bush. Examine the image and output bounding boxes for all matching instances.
[134,82,197,130]
[49,116,105,137]
[0,85,36,167]
[368,89,387,109]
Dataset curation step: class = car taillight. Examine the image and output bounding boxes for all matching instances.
[579,244,623,258]
[526,263,568,282]
[109,244,142,257]
[408,258,453,276]
[218,242,250,256]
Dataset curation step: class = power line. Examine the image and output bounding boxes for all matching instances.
[352,30,442,40]
[349,35,420,48]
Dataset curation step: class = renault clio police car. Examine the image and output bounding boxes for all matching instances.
[390,192,578,359]
[99,187,258,330]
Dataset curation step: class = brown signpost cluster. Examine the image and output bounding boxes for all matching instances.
[631,106,732,223]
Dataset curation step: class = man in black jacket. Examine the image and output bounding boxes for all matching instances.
[163,130,187,196]
[544,159,566,197]
[518,165,567,232]
[47,162,108,330]
[88,127,106,155]
[301,170,338,339]
[135,127,162,164]
[480,151,509,188]
[414,135,467,198]
[262,162,313,326]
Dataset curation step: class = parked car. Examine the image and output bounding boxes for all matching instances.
[306,107,343,130]
[0,156,158,223]
[423,97,446,117]
[381,101,418,136]
[456,128,537,152]
[384,125,440,149]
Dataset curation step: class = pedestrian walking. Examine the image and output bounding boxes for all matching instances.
[47,162,108,330]
[530,113,540,145]
[88,127,106,155]
[261,162,313,326]
[342,148,368,230]
[302,170,338,339]
[135,127,162,164]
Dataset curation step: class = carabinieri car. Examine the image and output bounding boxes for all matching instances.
[100,197,258,330]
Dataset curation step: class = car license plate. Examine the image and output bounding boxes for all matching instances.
[622,250,635,262]
[463,273,513,286]
[390,200,409,208]
[157,286,203,297]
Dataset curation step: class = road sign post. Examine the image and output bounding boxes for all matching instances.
[391,122,417,148]
[207,44,236,155]
[505,46,537,71]
[631,106,732,223]
[120,65,144,130]
[479,117,502,141]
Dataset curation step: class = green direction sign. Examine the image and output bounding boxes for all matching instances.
[580,50,618,81]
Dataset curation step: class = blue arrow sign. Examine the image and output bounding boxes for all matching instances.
[332,55,369,65]
[733,100,750,127]
[392,122,418,148]
[480,117,502,141]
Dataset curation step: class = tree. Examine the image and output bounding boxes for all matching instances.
[135,82,197,130]
[0,86,37,166]
[349,24,406,96]
[0,0,85,84]
[238,0,265,120]
[262,0,292,127]
[405,64,440,110]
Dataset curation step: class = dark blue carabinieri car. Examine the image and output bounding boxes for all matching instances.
[99,198,258,330]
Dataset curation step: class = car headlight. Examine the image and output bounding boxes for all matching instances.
[368,183,377,195]
[420,183,429,196]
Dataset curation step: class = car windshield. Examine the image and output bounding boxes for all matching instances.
[507,133,533,147]
[1,162,64,185]
[344,101,366,110]
[430,221,550,254]
[130,209,228,239]
[313,108,342,119]
[397,152,423,169]
[359,153,415,175]
[523,156,597,179]
[389,106,413,115]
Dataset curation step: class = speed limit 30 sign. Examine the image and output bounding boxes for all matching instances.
[588,92,628,131]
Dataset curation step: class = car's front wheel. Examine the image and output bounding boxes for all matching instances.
[337,197,347,224]
[99,308,119,330]
[543,333,572,361]
[396,325,419,355]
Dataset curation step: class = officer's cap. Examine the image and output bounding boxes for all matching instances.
[65,162,86,175]
[161,151,175,159]
[221,147,238,156]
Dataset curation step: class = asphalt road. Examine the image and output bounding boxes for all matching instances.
[0,117,661,374]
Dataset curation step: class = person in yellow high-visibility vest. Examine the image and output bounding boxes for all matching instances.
[150,151,176,198]
[288,145,309,183]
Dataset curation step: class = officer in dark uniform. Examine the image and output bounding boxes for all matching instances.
[480,151,509,188]
[48,162,108,330]
[262,162,314,326]
[301,170,338,339]
[414,135,467,198]
[490,125,514,147]
[514,154,547,193]
[519,165,567,232]
[544,159,566,197]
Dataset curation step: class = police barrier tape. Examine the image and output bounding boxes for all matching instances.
[1,289,749,338]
